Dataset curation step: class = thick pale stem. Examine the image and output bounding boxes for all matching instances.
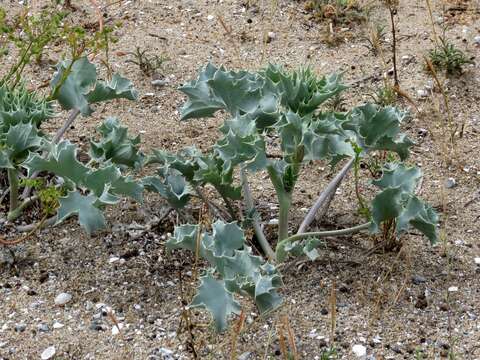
[278,193,291,241]
[276,222,371,262]
[298,157,354,234]
[52,108,81,144]
[16,216,57,233]
[266,165,292,242]
[7,168,19,212]
[241,168,275,261]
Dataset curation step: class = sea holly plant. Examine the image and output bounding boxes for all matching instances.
[138,63,438,331]
[0,56,139,235]
[169,63,438,263]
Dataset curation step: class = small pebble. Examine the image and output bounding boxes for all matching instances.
[15,323,27,332]
[207,14,214,21]
[90,320,107,331]
[412,275,427,285]
[112,323,124,336]
[41,346,56,360]
[151,79,169,87]
[352,344,367,358]
[417,89,428,98]
[445,178,456,189]
[474,36,480,45]
[448,286,458,292]
[52,321,64,329]
[37,323,49,332]
[266,31,276,43]
[474,257,480,265]
[54,292,72,306]
[238,352,252,360]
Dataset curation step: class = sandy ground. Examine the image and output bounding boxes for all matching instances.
[1,0,480,359]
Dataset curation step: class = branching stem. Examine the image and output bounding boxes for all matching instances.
[7,195,39,222]
[276,222,371,261]
[298,157,354,234]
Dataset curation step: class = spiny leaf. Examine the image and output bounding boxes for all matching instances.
[370,164,438,243]
[372,163,422,193]
[50,57,97,115]
[0,149,13,168]
[263,65,347,115]
[189,271,241,332]
[397,195,438,244]
[0,84,53,131]
[210,220,245,257]
[5,123,42,163]
[344,104,413,160]
[194,155,242,200]
[23,141,89,184]
[56,191,105,235]
[179,63,263,120]
[86,74,138,103]
[142,173,192,209]
[51,57,137,116]
[90,117,143,168]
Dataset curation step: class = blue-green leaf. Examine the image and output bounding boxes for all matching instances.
[56,191,105,235]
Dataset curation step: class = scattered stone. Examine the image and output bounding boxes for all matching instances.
[424,80,434,90]
[266,31,276,43]
[473,35,480,46]
[391,345,403,354]
[238,352,252,360]
[54,292,72,306]
[37,323,49,332]
[159,347,174,360]
[89,320,107,331]
[207,14,214,21]
[352,344,367,358]
[15,323,27,332]
[474,257,480,265]
[417,89,428,98]
[448,286,458,292]
[108,256,120,263]
[112,323,124,336]
[52,321,64,329]
[151,79,169,87]
[412,275,427,285]
[445,178,456,189]
[41,346,56,360]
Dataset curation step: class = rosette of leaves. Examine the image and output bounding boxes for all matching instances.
[167,221,282,332]
[23,119,143,235]
[178,63,425,261]
[0,84,53,132]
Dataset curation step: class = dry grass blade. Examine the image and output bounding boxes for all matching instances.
[230,310,246,360]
